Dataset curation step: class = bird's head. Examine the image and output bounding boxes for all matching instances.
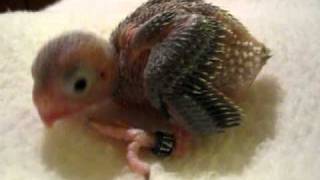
[32,32,118,127]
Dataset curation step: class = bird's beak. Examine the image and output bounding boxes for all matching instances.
[33,95,67,128]
[38,110,64,128]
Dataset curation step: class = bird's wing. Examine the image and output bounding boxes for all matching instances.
[140,11,243,134]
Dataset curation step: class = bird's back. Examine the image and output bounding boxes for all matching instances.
[111,0,270,102]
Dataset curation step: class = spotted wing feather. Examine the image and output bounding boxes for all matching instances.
[165,74,242,134]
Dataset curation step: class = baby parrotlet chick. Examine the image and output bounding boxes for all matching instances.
[32,0,270,177]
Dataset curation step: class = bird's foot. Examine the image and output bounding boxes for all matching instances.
[90,123,155,178]
[126,129,155,177]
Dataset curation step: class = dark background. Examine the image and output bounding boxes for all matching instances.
[0,0,59,12]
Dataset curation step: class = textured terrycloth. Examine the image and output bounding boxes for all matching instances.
[0,0,319,179]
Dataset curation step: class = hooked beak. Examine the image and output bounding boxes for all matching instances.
[33,95,86,128]
[33,94,70,128]
[38,109,65,128]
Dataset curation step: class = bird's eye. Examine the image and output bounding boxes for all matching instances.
[64,66,96,96]
[73,77,87,93]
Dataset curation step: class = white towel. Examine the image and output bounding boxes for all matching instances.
[0,0,319,179]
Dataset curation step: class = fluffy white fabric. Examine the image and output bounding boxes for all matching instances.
[0,0,319,179]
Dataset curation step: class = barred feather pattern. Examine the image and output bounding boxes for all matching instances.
[111,0,270,98]
[111,0,270,133]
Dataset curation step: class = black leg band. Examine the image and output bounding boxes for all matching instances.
[151,131,175,157]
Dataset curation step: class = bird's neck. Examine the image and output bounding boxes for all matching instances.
[113,49,151,105]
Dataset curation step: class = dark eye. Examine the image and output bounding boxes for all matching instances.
[73,78,87,93]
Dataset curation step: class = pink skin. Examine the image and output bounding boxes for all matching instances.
[171,125,192,157]
[83,100,191,177]
[90,123,154,176]
[34,92,191,178]
[32,32,191,178]
[90,122,191,177]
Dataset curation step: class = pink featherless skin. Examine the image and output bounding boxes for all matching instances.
[32,0,269,178]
